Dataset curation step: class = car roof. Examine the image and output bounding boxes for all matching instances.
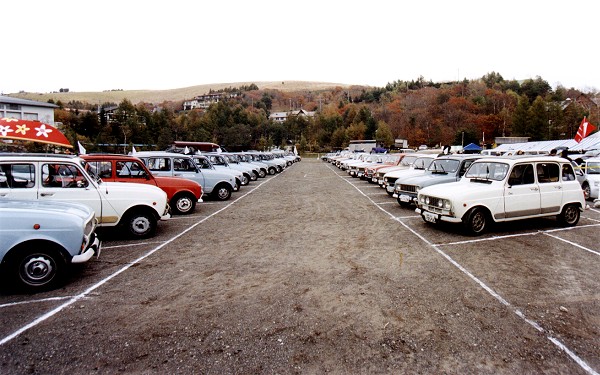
[132,151,193,158]
[0,153,78,161]
[473,155,572,164]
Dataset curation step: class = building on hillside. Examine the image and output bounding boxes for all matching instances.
[183,92,241,111]
[0,96,57,124]
[269,108,316,123]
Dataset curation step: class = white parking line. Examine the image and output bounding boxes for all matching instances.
[0,296,76,309]
[0,170,283,347]
[328,163,599,375]
[544,233,600,257]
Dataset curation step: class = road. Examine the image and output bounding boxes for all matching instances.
[1,158,599,374]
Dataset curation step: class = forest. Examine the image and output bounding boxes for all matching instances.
[48,72,598,153]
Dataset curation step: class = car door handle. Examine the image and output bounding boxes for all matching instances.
[530,187,539,191]
[0,193,7,197]
[40,192,55,196]
[174,173,182,177]
[555,186,562,189]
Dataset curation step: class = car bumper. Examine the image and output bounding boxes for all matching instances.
[72,235,102,264]
[415,208,462,224]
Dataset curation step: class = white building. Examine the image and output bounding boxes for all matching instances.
[0,96,57,124]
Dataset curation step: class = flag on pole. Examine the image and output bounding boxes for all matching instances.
[131,145,137,154]
[184,146,190,154]
[575,117,597,143]
[77,141,87,155]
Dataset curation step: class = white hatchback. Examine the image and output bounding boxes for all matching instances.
[415,156,586,235]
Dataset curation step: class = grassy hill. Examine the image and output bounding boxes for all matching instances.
[7,81,355,105]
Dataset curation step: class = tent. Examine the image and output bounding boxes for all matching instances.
[463,143,482,153]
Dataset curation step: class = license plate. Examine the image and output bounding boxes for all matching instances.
[386,186,394,193]
[392,194,398,198]
[399,194,411,202]
[423,211,437,223]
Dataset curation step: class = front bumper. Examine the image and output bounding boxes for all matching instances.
[72,234,102,263]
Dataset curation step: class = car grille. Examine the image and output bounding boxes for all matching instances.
[400,184,417,193]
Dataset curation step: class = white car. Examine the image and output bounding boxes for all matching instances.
[577,157,600,200]
[415,156,586,235]
[0,154,170,238]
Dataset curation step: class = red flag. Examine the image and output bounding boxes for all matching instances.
[0,118,72,148]
[574,117,596,143]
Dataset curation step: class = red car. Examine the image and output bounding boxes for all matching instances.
[81,154,202,215]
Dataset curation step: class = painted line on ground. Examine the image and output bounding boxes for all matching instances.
[327,163,598,375]
[0,296,77,309]
[0,169,285,346]
[544,233,600,257]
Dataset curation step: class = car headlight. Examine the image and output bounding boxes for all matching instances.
[425,196,430,205]
[444,200,452,210]
[437,199,443,208]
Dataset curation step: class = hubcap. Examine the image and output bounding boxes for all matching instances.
[132,217,151,234]
[22,256,53,283]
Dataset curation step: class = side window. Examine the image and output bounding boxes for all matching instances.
[562,163,576,181]
[145,158,170,172]
[85,161,111,179]
[174,158,193,172]
[42,163,89,188]
[459,160,474,177]
[508,164,535,185]
[0,163,36,189]
[117,161,147,178]
[536,163,559,183]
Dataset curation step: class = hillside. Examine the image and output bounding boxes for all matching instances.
[6,81,356,105]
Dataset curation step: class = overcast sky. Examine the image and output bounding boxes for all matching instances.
[3,0,598,94]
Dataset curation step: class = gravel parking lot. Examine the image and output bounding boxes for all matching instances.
[1,158,599,374]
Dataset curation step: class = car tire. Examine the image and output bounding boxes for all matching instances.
[558,204,580,227]
[268,167,276,175]
[250,171,258,181]
[397,199,411,208]
[463,207,488,235]
[258,169,267,178]
[125,209,157,239]
[213,183,232,201]
[582,183,590,200]
[171,193,196,215]
[241,173,250,185]
[9,244,66,291]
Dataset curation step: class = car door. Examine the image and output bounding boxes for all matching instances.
[504,163,541,218]
[0,162,38,200]
[535,162,562,214]
[38,162,109,221]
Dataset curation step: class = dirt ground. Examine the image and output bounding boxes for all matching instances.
[0,158,598,374]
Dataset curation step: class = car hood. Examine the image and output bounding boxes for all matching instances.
[0,199,94,220]
[102,181,167,197]
[419,178,498,198]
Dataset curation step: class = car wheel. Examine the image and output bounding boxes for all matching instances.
[268,167,276,175]
[582,183,590,200]
[463,207,488,235]
[258,169,267,178]
[125,210,157,238]
[250,171,258,181]
[171,193,196,215]
[558,204,580,226]
[214,183,232,201]
[241,174,250,185]
[397,199,411,208]
[10,245,66,291]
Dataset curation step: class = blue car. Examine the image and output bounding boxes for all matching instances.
[0,200,101,291]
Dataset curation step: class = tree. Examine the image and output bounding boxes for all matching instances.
[511,95,530,137]
[375,121,394,148]
[528,96,548,140]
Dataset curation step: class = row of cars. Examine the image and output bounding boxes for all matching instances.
[0,150,300,291]
[323,150,594,235]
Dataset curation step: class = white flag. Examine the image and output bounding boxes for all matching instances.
[132,145,137,154]
[77,141,86,155]
[184,146,190,154]
[293,145,298,156]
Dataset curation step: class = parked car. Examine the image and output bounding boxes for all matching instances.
[0,200,101,291]
[381,155,437,194]
[236,152,268,178]
[221,152,259,181]
[394,155,481,207]
[373,154,421,186]
[81,154,202,215]
[415,156,586,235]
[575,157,600,200]
[195,154,247,186]
[0,154,170,238]
[134,151,237,201]
[364,154,406,181]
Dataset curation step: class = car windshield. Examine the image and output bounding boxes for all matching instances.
[80,160,103,184]
[400,155,418,166]
[384,155,401,164]
[429,159,460,173]
[465,162,509,181]
[413,157,434,170]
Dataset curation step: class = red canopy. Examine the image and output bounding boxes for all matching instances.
[0,118,72,148]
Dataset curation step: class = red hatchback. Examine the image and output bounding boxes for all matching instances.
[81,154,202,215]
